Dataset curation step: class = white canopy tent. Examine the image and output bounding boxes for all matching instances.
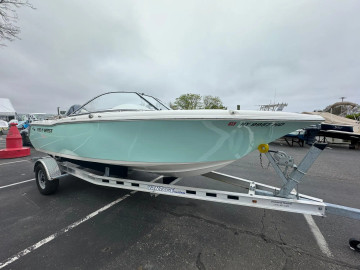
[0,98,17,121]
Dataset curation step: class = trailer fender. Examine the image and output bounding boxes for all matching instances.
[34,157,62,180]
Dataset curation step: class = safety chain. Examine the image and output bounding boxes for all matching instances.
[259,153,270,169]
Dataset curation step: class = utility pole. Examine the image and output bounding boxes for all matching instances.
[340,97,346,102]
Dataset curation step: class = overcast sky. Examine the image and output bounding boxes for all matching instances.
[1,0,359,114]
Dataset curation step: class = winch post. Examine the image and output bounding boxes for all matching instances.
[277,143,327,197]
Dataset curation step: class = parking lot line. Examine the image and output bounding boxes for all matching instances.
[0,160,30,166]
[0,179,35,189]
[0,176,160,269]
[0,193,132,269]
[304,214,333,258]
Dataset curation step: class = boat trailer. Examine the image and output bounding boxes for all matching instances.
[33,143,360,252]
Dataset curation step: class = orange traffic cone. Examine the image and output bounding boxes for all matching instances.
[0,123,30,158]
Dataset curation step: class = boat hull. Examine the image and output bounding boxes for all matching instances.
[30,115,321,176]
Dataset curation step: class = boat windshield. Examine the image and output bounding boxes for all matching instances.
[29,113,53,121]
[140,94,170,110]
[72,92,168,115]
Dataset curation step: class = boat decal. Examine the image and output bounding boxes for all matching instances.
[36,128,53,133]
[270,200,293,208]
[148,185,185,194]
[240,122,285,127]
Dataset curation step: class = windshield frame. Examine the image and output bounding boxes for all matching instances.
[140,93,170,110]
[70,92,169,116]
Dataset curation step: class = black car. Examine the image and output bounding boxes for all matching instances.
[20,127,32,146]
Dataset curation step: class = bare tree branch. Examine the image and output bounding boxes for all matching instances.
[0,0,34,46]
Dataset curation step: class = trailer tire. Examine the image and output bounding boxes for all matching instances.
[35,163,59,195]
[349,238,360,252]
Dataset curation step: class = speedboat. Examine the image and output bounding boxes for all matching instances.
[29,92,324,176]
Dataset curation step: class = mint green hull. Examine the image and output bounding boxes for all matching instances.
[30,119,311,166]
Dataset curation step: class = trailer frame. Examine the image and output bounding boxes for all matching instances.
[32,142,360,252]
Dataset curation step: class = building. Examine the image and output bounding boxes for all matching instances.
[0,98,17,121]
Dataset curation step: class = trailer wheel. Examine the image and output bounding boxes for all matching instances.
[35,163,59,195]
[349,238,360,252]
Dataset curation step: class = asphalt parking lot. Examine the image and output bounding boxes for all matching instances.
[0,136,359,269]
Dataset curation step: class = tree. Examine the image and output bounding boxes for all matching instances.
[171,93,227,110]
[171,93,202,110]
[346,113,360,120]
[0,0,34,45]
[203,95,227,109]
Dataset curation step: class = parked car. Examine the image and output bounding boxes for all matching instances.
[0,120,8,135]
[20,127,32,146]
